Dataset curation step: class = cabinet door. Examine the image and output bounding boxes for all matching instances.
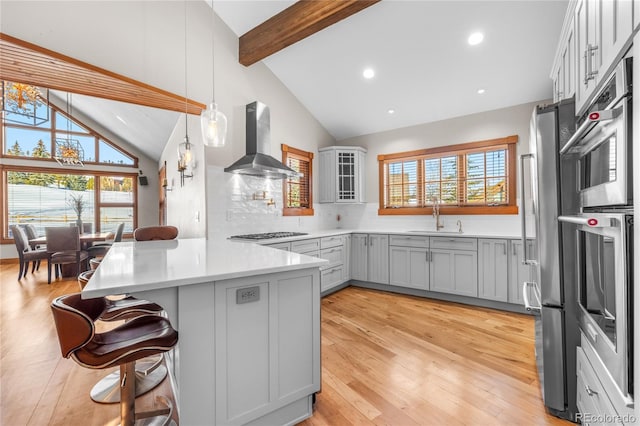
[508,240,534,305]
[356,149,366,203]
[336,151,356,202]
[430,249,478,297]
[318,150,335,203]
[478,239,509,302]
[575,0,599,113]
[367,234,389,284]
[351,234,368,281]
[390,246,428,290]
[561,22,576,100]
[214,271,320,425]
[343,235,351,281]
[599,0,633,79]
[635,0,640,30]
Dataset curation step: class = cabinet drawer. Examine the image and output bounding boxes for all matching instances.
[576,346,622,425]
[320,235,344,248]
[389,235,429,248]
[266,242,290,251]
[320,246,344,267]
[291,239,320,254]
[430,237,477,251]
[321,265,344,292]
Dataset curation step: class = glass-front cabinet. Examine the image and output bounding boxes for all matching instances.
[319,146,366,203]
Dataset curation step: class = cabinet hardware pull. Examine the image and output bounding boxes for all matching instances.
[584,385,598,396]
[512,243,516,256]
[503,244,506,255]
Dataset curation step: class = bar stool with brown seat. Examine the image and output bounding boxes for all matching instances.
[77,270,168,404]
[133,226,179,241]
[51,293,178,426]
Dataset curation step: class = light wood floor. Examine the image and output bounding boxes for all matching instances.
[1,261,571,425]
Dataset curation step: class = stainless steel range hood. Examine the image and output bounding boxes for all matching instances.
[224,101,300,179]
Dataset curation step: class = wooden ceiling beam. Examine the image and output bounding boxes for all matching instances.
[0,33,205,115]
[239,0,381,66]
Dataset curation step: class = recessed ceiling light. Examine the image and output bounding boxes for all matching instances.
[468,32,484,46]
[477,88,486,94]
[116,115,127,124]
[387,109,395,114]
[363,68,375,79]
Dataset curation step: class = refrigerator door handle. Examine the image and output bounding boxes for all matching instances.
[522,281,542,313]
[519,153,536,265]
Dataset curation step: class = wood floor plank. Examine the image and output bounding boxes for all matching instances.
[1,263,571,425]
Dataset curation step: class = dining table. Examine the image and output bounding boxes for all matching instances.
[29,231,112,248]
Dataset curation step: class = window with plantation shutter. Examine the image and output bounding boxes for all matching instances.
[282,144,314,216]
[378,135,518,215]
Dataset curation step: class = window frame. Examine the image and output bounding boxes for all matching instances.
[378,135,518,215]
[282,144,314,217]
[1,164,138,243]
[2,90,138,168]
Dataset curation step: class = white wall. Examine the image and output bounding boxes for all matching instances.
[333,100,541,236]
[0,0,336,243]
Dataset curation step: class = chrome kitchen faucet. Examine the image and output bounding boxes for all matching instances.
[432,197,444,231]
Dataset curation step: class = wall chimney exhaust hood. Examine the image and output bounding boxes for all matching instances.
[224,101,300,179]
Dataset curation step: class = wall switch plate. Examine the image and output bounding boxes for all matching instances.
[236,286,260,304]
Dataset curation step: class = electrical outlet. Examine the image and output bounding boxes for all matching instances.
[236,286,260,304]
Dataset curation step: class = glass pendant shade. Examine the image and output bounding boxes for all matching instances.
[200,102,227,147]
[177,135,193,170]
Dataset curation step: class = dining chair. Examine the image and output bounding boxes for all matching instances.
[10,225,48,280]
[46,226,89,284]
[87,222,125,259]
[22,224,45,251]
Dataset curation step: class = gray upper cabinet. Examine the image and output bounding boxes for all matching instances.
[318,146,366,203]
[478,239,509,302]
[574,0,633,114]
[551,10,576,102]
[635,0,640,30]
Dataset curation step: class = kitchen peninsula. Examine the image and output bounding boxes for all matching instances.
[83,238,327,426]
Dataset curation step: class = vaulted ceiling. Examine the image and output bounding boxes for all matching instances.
[216,0,568,141]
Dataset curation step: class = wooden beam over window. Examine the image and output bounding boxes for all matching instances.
[0,33,204,115]
[239,0,381,66]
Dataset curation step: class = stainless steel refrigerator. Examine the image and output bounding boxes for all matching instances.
[520,98,579,421]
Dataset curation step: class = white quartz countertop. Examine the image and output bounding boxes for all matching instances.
[246,229,522,244]
[82,238,328,298]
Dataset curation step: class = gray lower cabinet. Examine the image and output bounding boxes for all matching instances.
[429,237,478,297]
[508,239,534,305]
[213,269,320,425]
[351,234,368,281]
[350,233,388,284]
[367,234,389,284]
[576,345,624,426]
[389,235,430,290]
[343,234,351,282]
[478,239,509,302]
[320,235,345,292]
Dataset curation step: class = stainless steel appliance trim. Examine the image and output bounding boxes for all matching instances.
[574,212,632,399]
[523,281,541,312]
[558,215,613,227]
[519,153,536,265]
[559,106,621,155]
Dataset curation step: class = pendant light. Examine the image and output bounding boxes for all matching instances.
[178,1,193,186]
[200,0,227,147]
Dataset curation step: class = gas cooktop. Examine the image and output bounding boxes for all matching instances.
[229,232,309,241]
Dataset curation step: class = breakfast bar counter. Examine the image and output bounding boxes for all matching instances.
[83,238,327,426]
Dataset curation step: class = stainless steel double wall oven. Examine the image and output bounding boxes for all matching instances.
[559,56,634,403]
